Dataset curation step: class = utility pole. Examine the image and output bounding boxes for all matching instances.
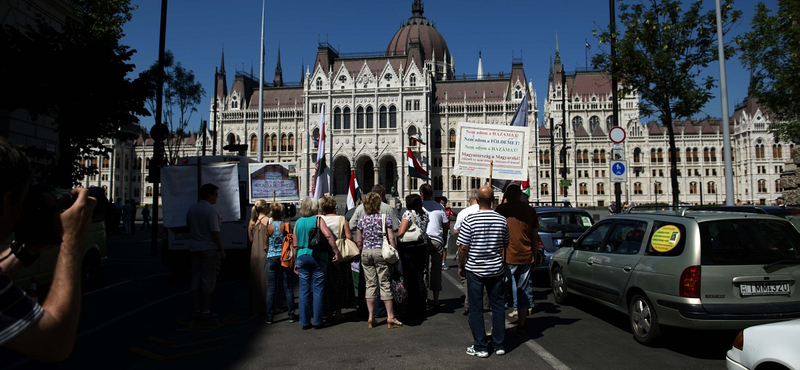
[609,0,622,212]
[150,0,168,257]
[562,69,568,203]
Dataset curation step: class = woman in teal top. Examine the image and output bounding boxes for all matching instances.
[264,203,297,324]
[292,198,339,329]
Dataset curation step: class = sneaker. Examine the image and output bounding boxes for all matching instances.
[288,318,296,323]
[466,346,489,358]
[508,309,518,318]
[495,349,506,355]
[442,263,449,270]
[264,319,273,324]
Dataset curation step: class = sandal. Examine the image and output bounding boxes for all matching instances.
[387,319,403,329]
[367,320,375,329]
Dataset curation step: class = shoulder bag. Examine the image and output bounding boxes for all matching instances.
[399,211,423,243]
[380,214,399,264]
[336,215,360,261]
[308,216,333,256]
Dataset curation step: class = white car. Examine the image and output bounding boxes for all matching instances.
[726,319,800,370]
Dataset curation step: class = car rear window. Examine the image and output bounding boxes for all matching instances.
[538,212,594,233]
[698,219,800,265]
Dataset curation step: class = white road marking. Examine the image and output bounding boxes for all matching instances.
[444,269,571,370]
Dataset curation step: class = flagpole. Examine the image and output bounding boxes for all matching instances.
[257,0,265,163]
[585,39,588,70]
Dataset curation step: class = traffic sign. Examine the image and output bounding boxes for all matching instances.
[609,126,626,143]
[610,160,627,183]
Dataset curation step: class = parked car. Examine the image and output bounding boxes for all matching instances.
[549,209,800,345]
[534,206,595,272]
[725,319,800,370]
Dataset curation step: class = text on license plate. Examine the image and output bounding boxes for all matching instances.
[740,282,790,296]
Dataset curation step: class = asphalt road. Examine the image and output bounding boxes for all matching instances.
[1,228,734,369]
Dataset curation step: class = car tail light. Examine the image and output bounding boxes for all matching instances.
[732,330,744,350]
[679,265,701,298]
[539,239,544,248]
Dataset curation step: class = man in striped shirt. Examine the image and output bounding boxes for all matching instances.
[0,136,96,361]
[457,186,509,358]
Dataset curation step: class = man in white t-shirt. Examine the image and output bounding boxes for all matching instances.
[420,184,447,311]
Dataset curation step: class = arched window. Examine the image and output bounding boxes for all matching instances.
[544,150,551,164]
[250,134,257,153]
[692,147,699,162]
[389,105,397,128]
[572,116,583,132]
[408,126,418,147]
[657,148,664,163]
[226,133,236,146]
[593,149,600,164]
[271,134,278,152]
[145,158,150,169]
[315,78,322,90]
[580,182,588,195]
[312,128,319,149]
[288,134,294,151]
[596,182,605,195]
[755,139,765,159]
[410,74,416,87]
[589,116,601,132]
[650,148,657,163]
[281,134,287,152]
[707,182,716,194]
[758,179,767,193]
[366,106,374,128]
[710,147,717,162]
[600,149,607,163]
[633,147,642,163]
[582,149,589,164]
[685,148,691,162]
[264,134,270,152]
[146,186,153,197]
[449,129,456,149]
[540,184,549,195]
[606,115,614,131]
[379,106,388,128]
[773,144,782,159]
[775,179,782,192]
[634,182,643,195]
[356,107,364,129]
[689,182,697,194]
[333,107,342,129]
[343,107,351,129]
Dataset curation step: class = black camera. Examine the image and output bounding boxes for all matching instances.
[14,184,108,246]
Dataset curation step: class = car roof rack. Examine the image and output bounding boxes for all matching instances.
[528,201,572,208]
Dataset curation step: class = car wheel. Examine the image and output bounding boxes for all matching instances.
[629,294,660,345]
[552,266,569,304]
[82,250,101,288]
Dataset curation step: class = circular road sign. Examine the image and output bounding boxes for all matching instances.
[609,126,626,143]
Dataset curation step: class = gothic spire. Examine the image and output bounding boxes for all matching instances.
[219,48,226,75]
[411,0,424,17]
[477,50,483,80]
[554,32,561,67]
[273,44,283,87]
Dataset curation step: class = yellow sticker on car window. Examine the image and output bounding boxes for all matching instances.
[651,225,681,252]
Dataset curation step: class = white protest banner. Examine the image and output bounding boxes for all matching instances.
[453,122,529,181]
[248,163,300,203]
[161,163,240,228]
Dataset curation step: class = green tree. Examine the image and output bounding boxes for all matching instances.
[592,0,741,206]
[0,0,148,187]
[738,0,800,142]
[139,50,205,165]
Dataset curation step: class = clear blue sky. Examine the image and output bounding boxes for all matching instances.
[121,0,774,133]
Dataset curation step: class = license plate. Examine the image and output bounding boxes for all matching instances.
[554,239,561,246]
[740,282,790,296]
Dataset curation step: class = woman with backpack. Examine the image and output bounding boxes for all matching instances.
[320,196,356,322]
[265,202,298,324]
[248,200,270,315]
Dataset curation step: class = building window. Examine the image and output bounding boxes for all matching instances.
[633,148,641,163]
[449,129,456,149]
[379,106,388,128]
[540,184,549,195]
[312,129,319,149]
[434,130,441,149]
[589,116,600,132]
[711,147,717,162]
[343,107,351,129]
[757,179,767,193]
[408,126,418,147]
[580,182,588,195]
[333,107,342,130]
[470,177,482,189]
[311,103,318,114]
[315,78,322,90]
[145,158,150,169]
[572,116,583,132]
[634,182,643,195]
[600,149,607,164]
[288,134,294,151]
[250,135,257,153]
[689,182,697,194]
[146,186,153,197]
[606,115,614,131]
[365,106,374,128]
[755,143,765,159]
[406,100,412,110]
[409,177,418,190]
[271,134,278,152]
[414,100,420,110]
[434,175,443,191]
[775,179,782,192]
[410,74,416,86]
[451,176,462,191]
[597,182,605,195]
[593,150,600,164]
[657,148,664,163]
[281,134,287,152]
[389,105,397,128]
[773,144,782,158]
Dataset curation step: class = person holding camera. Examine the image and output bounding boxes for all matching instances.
[0,136,96,361]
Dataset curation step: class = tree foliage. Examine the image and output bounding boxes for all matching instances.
[0,0,148,187]
[738,0,800,142]
[592,0,741,206]
[139,50,205,165]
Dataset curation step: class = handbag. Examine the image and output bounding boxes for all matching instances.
[390,261,408,304]
[308,216,333,256]
[380,214,399,264]
[399,212,423,243]
[336,216,360,261]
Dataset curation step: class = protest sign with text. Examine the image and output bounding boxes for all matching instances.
[453,122,529,181]
[249,163,300,203]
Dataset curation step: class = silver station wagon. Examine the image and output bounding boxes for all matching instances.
[549,210,800,344]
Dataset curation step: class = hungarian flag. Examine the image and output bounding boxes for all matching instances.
[346,169,360,211]
[521,178,531,198]
[407,148,430,180]
[312,105,328,199]
[409,133,426,145]
[585,40,591,49]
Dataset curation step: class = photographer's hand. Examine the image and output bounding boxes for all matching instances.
[5,187,95,362]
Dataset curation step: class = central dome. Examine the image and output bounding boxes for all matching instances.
[386,1,450,62]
